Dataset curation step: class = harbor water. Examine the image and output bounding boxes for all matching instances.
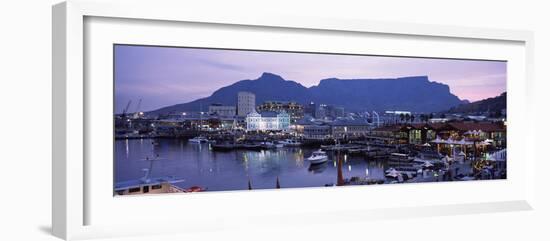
[115,138,388,191]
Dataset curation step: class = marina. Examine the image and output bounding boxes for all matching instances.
[115,138,391,193]
[115,135,505,194]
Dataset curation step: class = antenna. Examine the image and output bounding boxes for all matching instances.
[140,153,163,184]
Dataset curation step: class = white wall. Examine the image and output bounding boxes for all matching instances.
[0,0,548,240]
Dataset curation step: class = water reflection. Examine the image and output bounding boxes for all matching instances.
[115,139,387,192]
[308,162,328,174]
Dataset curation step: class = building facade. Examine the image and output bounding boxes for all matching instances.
[245,110,290,131]
[368,122,506,148]
[304,102,316,117]
[330,119,372,139]
[208,103,236,117]
[257,101,304,122]
[237,91,256,117]
[303,124,331,140]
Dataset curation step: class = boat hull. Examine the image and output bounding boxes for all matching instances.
[308,157,328,164]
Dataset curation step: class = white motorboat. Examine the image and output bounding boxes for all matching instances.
[306,150,328,164]
[189,136,208,143]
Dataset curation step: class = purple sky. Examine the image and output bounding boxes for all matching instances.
[115,45,506,113]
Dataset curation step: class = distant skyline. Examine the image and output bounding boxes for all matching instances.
[115,45,506,113]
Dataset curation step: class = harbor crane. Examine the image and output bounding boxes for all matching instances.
[122,100,132,117]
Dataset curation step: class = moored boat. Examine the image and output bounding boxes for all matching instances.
[211,142,237,151]
[279,139,302,147]
[260,141,283,149]
[189,136,208,143]
[306,149,329,164]
[241,143,263,151]
[114,155,185,195]
[114,176,185,195]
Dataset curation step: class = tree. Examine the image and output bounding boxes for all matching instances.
[405,114,411,123]
[419,114,427,123]
[399,113,405,123]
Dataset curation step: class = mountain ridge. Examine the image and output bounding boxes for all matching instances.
[447,92,506,114]
[147,72,464,116]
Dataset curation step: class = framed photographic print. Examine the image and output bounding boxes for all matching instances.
[52,0,535,240]
[113,45,508,194]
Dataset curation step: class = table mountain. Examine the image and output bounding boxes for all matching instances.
[147,72,463,115]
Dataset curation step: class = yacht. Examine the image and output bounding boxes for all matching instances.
[189,136,208,143]
[114,155,186,195]
[306,149,329,164]
[114,175,185,195]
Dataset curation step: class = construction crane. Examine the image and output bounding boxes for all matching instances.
[122,100,132,117]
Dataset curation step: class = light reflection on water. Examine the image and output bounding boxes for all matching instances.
[115,138,387,192]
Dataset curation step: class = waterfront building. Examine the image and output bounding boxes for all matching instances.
[208,103,236,117]
[293,117,316,136]
[397,123,445,145]
[330,119,372,139]
[444,122,506,148]
[257,101,304,122]
[368,121,506,148]
[237,91,256,117]
[245,110,290,131]
[303,124,332,140]
[368,124,409,144]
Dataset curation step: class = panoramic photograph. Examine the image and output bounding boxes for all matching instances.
[113,44,507,195]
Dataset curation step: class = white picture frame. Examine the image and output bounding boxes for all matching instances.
[52,0,535,240]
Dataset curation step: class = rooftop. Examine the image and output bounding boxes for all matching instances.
[330,119,371,126]
[447,122,505,132]
[373,122,505,132]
